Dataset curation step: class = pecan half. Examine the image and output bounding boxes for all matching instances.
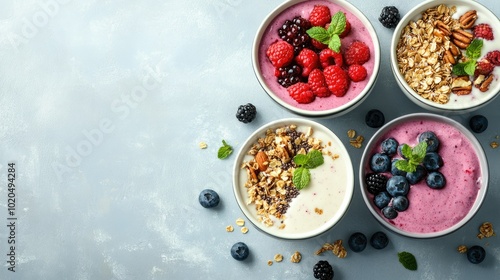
[459,10,478,29]
[475,74,494,92]
[443,50,456,64]
[434,20,451,36]
[452,76,472,95]
[451,29,473,49]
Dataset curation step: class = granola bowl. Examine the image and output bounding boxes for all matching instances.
[391,0,500,113]
[233,118,354,239]
[252,0,380,118]
[359,113,489,238]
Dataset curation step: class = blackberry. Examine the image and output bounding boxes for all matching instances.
[236,103,257,123]
[365,173,388,195]
[278,16,312,55]
[277,64,303,88]
[379,6,400,28]
[313,260,334,280]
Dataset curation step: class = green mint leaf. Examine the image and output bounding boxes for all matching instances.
[398,251,418,271]
[466,39,483,60]
[395,159,416,173]
[293,167,310,190]
[464,60,477,76]
[303,150,324,169]
[328,34,341,53]
[411,141,427,163]
[293,154,309,166]
[452,62,468,76]
[217,140,233,159]
[306,27,330,44]
[327,11,346,35]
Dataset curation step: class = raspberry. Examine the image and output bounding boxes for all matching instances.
[486,50,500,66]
[311,38,328,50]
[323,65,349,97]
[287,82,315,104]
[473,23,494,40]
[295,48,320,77]
[475,59,494,76]
[308,5,331,27]
[340,17,351,38]
[266,41,294,68]
[344,41,371,65]
[308,69,331,97]
[347,64,368,82]
[319,48,343,68]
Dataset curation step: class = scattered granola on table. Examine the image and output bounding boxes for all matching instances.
[477,221,495,239]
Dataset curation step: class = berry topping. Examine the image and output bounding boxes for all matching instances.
[469,115,488,133]
[365,173,388,195]
[386,175,410,197]
[344,41,371,65]
[276,64,303,88]
[391,159,407,177]
[295,48,320,77]
[308,69,331,97]
[405,165,427,185]
[374,191,391,209]
[236,103,257,123]
[266,40,294,68]
[423,152,443,171]
[382,205,398,219]
[486,50,500,66]
[381,137,399,156]
[230,242,249,261]
[313,260,334,280]
[287,82,315,104]
[379,6,400,28]
[392,195,409,212]
[347,64,367,82]
[426,171,446,189]
[475,59,494,76]
[473,23,494,40]
[198,189,220,208]
[339,18,351,38]
[370,153,391,173]
[323,65,349,97]
[311,38,328,50]
[365,109,385,128]
[370,231,389,249]
[278,16,312,55]
[319,48,344,68]
[418,131,440,152]
[348,232,367,253]
[308,5,331,27]
[467,245,486,264]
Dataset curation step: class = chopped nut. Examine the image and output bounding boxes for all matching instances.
[267,260,273,266]
[477,222,495,239]
[235,218,245,227]
[198,142,208,149]
[290,251,302,263]
[457,245,468,253]
[241,227,249,234]
[490,141,499,149]
[314,208,324,215]
[226,225,234,232]
[332,240,347,259]
[274,254,283,262]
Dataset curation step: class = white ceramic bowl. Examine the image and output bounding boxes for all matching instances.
[252,0,380,118]
[391,0,500,113]
[233,118,354,239]
[359,113,489,238]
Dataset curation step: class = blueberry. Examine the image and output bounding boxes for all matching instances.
[382,206,398,219]
[386,175,410,197]
[198,189,220,208]
[418,131,440,152]
[231,242,249,261]
[423,152,443,171]
[365,109,385,128]
[381,138,398,155]
[370,153,391,173]
[467,245,486,264]
[348,232,367,253]
[370,231,389,249]
[426,171,446,189]
[469,115,488,133]
[374,191,391,209]
[405,165,427,185]
[391,159,407,176]
[392,196,409,212]
[397,144,407,159]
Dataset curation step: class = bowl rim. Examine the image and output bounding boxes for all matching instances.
[390,0,500,113]
[251,0,381,118]
[232,117,355,240]
[359,112,489,238]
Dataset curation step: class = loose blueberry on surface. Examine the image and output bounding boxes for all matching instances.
[374,191,391,209]
[467,245,486,264]
[230,242,249,261]
[469,115,488,133]
[423,152,443,171]
[418,131,440,152]
[365,173,388,195]
[370,231,389,249]
[426,171,446,189]
[391,159,407,176]
[382,205,398,219]
[406,165,427,185]
[348,232,368,253]
[198,189,220,208]
[365,109,385,128]
[313,260,334,280]
[392,196,409,212]
[386,175,410,197]
[370,153,391,173]
[381,137,399,155]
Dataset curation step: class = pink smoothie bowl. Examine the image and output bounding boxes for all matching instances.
[359,113,489,238]
[252,0,380,118]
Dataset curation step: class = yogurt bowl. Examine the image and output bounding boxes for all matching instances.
[359,113,489,238]
[252,0,380,118]
[233,118,354,239]
[391,0,500,113]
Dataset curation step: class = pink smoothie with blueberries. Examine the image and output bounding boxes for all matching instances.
[257,0,376,111]
[364,118,482,234]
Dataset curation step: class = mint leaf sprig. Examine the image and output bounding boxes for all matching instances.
[452,39,483,76]
[394,141,427,173]
[398,251,418,271]
[292,149,324,190]
[306,11,346,52]
[217,140,233,159]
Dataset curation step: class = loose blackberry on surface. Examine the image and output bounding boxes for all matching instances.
[379,6,400,28]
[313,260,334,280]
[236,103,257,123]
